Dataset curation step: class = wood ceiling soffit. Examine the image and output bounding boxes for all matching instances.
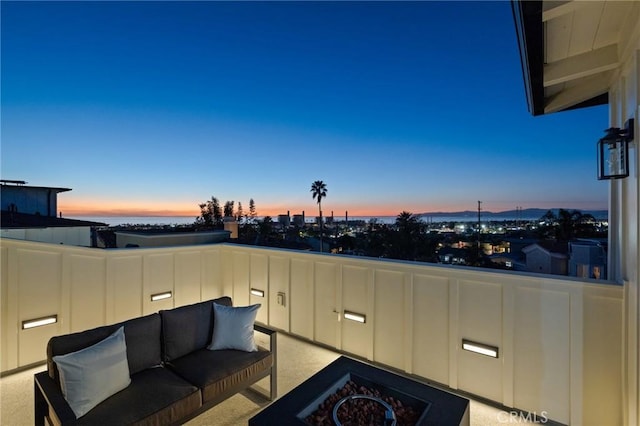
[544,72,610,113]
[567,2,604,56]
[544,44,619,87]
[545,12,572,63]
[617,2,640,62]
[542,1,582,22]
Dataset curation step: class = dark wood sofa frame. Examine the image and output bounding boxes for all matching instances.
[33,296,277,426]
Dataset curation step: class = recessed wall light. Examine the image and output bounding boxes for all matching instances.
[462,339,499,358]
[250,288,265,297]
[150,291,172,301]
[22,315,58,330]
[344,310,366,323]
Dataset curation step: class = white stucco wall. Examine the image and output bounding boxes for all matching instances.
[609,45,640,426]
[114,230,230,248]
[0,239,624,424]
[0,227,91,246]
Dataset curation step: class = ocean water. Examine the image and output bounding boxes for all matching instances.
[67,214,550,227]
[68,216,197,227]
[67,215,398,226]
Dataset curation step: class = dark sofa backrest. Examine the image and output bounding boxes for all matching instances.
[47,313,162,384]
[160,296,232,362]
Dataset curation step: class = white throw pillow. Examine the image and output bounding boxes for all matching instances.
[53,326,131,418]
[207,303,260,352]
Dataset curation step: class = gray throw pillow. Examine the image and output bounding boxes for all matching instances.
[207,303,260,352]
[52,326,131,418]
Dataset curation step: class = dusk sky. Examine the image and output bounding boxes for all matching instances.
[2,1,608,218]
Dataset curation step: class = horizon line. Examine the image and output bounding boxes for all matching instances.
[64,206,609,218]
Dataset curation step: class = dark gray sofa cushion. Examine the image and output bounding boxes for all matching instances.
[47,313,162,384]
[74,367,201,426]
[160,296,232,362]
[166,347,273,404]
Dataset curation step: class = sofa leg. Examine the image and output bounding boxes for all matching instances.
[34,378,47,426]
[270,332,277,400]
[269,368,277,401]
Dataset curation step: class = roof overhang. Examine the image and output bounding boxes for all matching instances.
[511,0,640,116]
[0,183,72,193]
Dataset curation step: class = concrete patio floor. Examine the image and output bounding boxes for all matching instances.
[1,332,540,425]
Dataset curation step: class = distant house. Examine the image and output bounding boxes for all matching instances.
[569,240,607,280]
[278,213,291,227]
[504,237,539,256]
[488,252,526,271]
[438,247,468,265]
[0,180,106,246]
[522,241,569,276]
[292,214,305,226]
[1,180,69,217]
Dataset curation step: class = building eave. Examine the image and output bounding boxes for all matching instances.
[511,0,609,116]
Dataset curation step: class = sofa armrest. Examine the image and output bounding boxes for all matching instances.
[253,323,277,400]
[253,322,276,336]
[34,371,77,426]
[254,323,277,354]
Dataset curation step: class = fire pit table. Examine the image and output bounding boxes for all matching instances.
[249,356,469,426]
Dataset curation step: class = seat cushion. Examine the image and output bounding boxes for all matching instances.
[161,296,232,362]
[75,367,201,426]
[167,347,273,404]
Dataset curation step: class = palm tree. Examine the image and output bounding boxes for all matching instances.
[394,211,421,260]
[538,209,593,240]
[310,180,327,252]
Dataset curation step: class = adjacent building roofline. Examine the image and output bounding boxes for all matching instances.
[0,211,106,229]
[511,0,544,116]
[0,182,71,193]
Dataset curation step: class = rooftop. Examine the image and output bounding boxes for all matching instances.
[0,211,107,229]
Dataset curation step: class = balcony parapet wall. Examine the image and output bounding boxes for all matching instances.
[0,238,624,425]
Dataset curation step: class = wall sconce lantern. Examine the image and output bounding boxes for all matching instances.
[598,118,634,180]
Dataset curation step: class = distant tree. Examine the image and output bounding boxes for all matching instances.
[337,234,356,253]
[393,211,422,260]
[223,200,235,218]
[249,198,257,223]
[195,196,223,228]
[557,209,593,240]
[257,216,273,244]
[538,209,593,240]
[212,197,222,225]
[364,220,391,258]
[236,202,244,222]
[540,210,556,225]
[196,202,213,227]
[310,180,328,252]
[396,211,420,231]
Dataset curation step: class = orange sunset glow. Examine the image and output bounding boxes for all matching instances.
[58,198,451,219]
[57,198,568,219]
[59,203,405,218]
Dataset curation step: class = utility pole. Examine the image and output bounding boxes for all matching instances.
[477,201,482,253]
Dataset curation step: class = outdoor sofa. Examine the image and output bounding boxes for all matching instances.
[33,296,277,425]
